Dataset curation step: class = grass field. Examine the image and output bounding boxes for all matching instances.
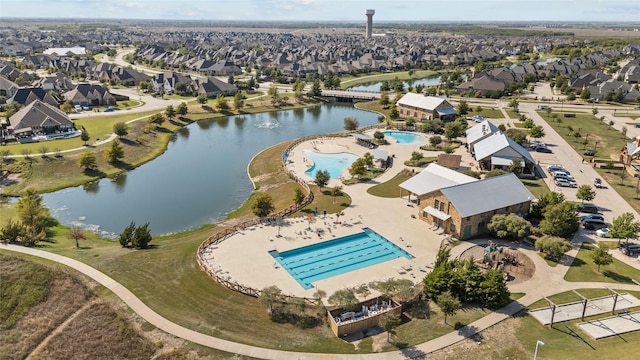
[340,70,440,89]
[521,178,551,200]
[367,169,414,198]
[564,243,640,284]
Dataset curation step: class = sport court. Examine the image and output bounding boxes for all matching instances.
[529,293,640,325]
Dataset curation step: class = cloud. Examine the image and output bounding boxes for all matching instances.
[123,2,144,9]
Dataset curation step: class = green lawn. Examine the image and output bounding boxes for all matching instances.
[564,243,640,284]
[340,70,440,89]
[613,113,640,120]
[367,169,414,198]
[468,108,504,119]
[521,178,550,200]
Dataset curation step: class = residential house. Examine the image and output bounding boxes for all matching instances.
[0,75,19,99]
[396,93,458,121]
[6,100,74,141]
[64,83,112,107]
[457,74,508,96]
[43,47,86,56]
[151,72,194,95]
[417,173,534,239]
[196,77,238,98]
[8,88,59,107]
[472,132,536,176]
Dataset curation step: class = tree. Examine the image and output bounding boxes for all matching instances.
[328,288,359,311]
[131,222,152,249]
[379,92,390,107]
[487,214,532,240]
[334,211,344,225]
[233,92,245,111]
[165,105,176,119]
[529,125,545,140]
[60,101,75,113]
[197,94,208,104]
[331,185,343,204]
[479,269,511,309]
[389,105,399,119]
[174,82,187,95]
[344,117,359,131]
[535,236,572,261]
[119,221,136,247]
[437,291,460,325]
[576,185,596,203]
[430,136,442,147]
[580,87,591,100]
[308,80,321,97]
[113,122,128,137]
[80,129,90,145]
[530,192,565,220]
[362,152,374,168]
[252,193,275,218]
[508,98,519,113]
[176,102,188,116]
[373,131,385,141]
[379,312,401,343]
[227,74,235,85]
[148,113,165,125]
[78,152,97,171]
[508,158,523,177]
[313,169,330,190]
[16,189,48,246]
[104,140,125,163]
[609,212,640,244]
[69,226,86,249]
[592,244,614,273]
[1,219,23,244]
[457,99,469,115]
[539,202,580,238]
[349,158,367,178]
[215,94,229,110]
[267,85,279,100]
[293,188,305,207]
[259,285,282,314]
[444,122,464,140]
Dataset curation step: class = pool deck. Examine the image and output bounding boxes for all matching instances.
[204,130,478,299]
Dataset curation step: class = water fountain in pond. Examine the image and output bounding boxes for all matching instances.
[255,116,281,129]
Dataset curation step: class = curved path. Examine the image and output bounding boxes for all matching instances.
[4,237,638,359]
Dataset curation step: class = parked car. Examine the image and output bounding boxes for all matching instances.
[539,105,550,110]
[103,107,115,112]
[553,172,575,181]
[581,214,605,222]
[583,219,607,230]
[620,244,640,256]
[576,204,599,213]
[536,146,552,153]
[555,178,577,188]
[547,164,566,172]
[472,115,485,123]
[530,141,544,149]
[594,178,604,188]
[82,105,90,111]
[584,150,595,156]
[595,228,610,238]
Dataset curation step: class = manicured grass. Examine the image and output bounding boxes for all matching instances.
[564,243,640,284]
[537,252,560,267]
[505,110,520,119]
[613,112,640,120]
[470,108,505,119]
[301,184,352,215]
[367,169,414,198]
[510,292,525,301]
[521,178,550,200]
[340,70,440,89]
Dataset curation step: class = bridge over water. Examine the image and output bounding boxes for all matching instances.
[321,89,381,102]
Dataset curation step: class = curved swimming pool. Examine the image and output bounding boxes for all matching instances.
[383,131,423,144]
[303,150,359,179]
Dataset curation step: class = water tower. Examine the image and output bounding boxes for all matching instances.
[365,9,375,38]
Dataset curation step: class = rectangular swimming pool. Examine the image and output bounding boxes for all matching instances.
[270,228,413,289]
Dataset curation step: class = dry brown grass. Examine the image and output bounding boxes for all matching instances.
[0,260,90,360]
[34,301,156,360]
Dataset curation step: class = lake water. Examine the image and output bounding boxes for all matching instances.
[42,104,381,238]
[347,77,441,92]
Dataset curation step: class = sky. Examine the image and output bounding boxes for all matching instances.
[1,0,639,22]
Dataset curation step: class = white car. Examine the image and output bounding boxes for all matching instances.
[555,178,577,188]
[595,228,610,238]
[547,164,565,172]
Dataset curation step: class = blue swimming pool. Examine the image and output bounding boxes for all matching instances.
[383,131,422,144]
[270,228,413,289]
[303,150,359,179]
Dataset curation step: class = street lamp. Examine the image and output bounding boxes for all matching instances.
[534,340,545,360]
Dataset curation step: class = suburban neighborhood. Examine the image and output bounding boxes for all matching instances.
[1,7,640,360]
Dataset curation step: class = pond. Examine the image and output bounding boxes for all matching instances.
[347,76,441,92]
[42,104,381,238]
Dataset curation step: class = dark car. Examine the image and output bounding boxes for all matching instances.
[577,204,599,213]
[584,150,595,156]
[536,146,552,153]
[620,244,640,257]
[583,219,607,230]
